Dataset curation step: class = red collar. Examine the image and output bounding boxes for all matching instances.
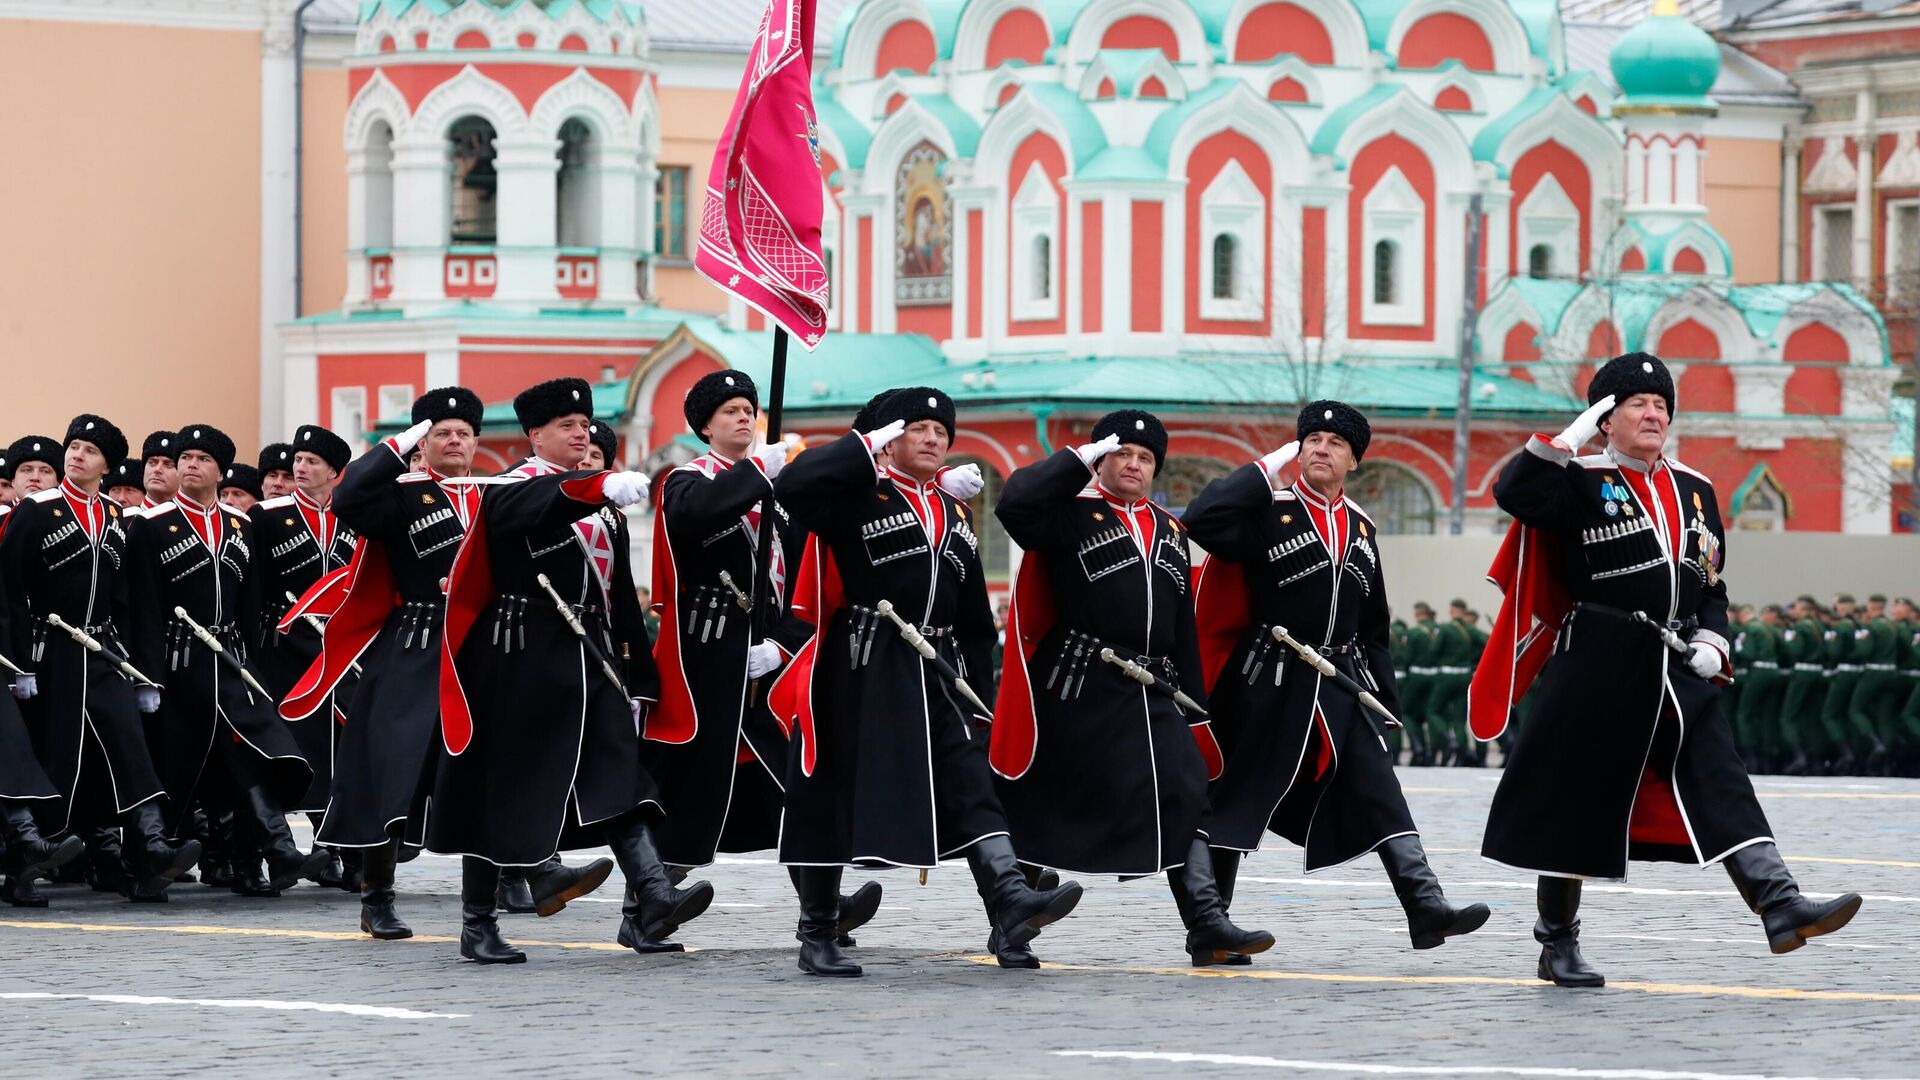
[175,492,223,549]
[886,466,945,539]
[60,479,105,538]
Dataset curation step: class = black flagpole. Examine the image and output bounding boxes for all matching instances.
[748,326,789,636]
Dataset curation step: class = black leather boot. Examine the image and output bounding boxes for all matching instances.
[84,827,127,893]
[1379,835,1490,949]
[337,847,363,893]
[2,803,85,879]
[981,866,1047,969]
[314,848,347,890]
[1782,749,1809,776]
[1170,838,1275,966]
[357,839,412,941]
[496,868,537,913]
[835,879,883,947]
[459,857,524,964]
[197,808,235,888]
[606,818,710,948]
[526,852,615,919]
[615,883,684,954]
[1209,848,1253,965]
[1723,842,1862,954]
[120,801,201,897]
[243,784,330,892]
[792,866,861,977]
[1535,876,1603,987]
[229,853,278,897]
[965,835,1083,951]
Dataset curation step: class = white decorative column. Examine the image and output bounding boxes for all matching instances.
[1781,138,1801,283]
[841,192,884,335]
[1731,365,1789,448]
[597,144,641,303]
[389,137,451,303]
[493,137,562,302]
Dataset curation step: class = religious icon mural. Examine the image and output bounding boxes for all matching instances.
[895,141,952,305]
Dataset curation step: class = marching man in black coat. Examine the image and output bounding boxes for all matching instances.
[1183,402,1488,959]
[124,425,326,897]
[250,424,358,885]
[993,409,1273,968]
[0,416,200,900]
[286,388,486,940]
[1474,353,1862,987]
[769,387,1083,977]
[433,378,712,964]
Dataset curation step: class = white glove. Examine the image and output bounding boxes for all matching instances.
[602,470,650,507]
[1260,441,1300,478]
[393,418,432,457]
[630,697,647,726]
[1554,395,1615,451]
[750,440,789,482]
[936,462,984,500]
[9,674,35,701]
[746,640,784,679]
[136,685,162,714]
[1075,433,1121,468]
[1687,642,1722,680]
[862,419,906,455]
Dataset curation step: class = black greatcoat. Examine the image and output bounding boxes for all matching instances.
[644,450,811,867]
[430,467,661,866]
[771,433,1005,869]
[1482,440,1770,880]
[249,492,358,812]
[0,508,63,802]
[312,444,476,849]
[125,498,312,834]
[1181,466,1417,872]
[0,486,164,828]
[990,449,1211,876]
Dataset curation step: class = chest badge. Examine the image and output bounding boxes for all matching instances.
[1604,501,1619,517]
[1092,512,1104,521]
[230,518,241,529]
[169,524,179,533]
[1692,491,1704,512]
[285,517,296,526]
[877,492,890,502]
[1358,521,1369,537]
[51,508,62,518]
[421,493,436,505]
[1281,514,1293,524]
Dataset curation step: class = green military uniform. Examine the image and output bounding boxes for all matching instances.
[1386,619,1411,760]
[1425,613,1476,766]
[1400,614,1440,766]
[1776,612,1826,774]
[1819,611,1867,770]
[1894,615,1920,774]
[1724,611,1749,752]
[1464,618,1490,765]
[1847,611,1899,769]
[1734,618,1784,771]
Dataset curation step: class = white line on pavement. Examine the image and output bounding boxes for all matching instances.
[1051,1050,1914,1080]
[0,992,466,1021]
[1240,877,1920,904]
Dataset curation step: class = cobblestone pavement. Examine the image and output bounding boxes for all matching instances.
[3,768,1916,1079]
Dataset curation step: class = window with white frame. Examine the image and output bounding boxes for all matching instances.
[1517,174,1578,284]
[376,384,416,422]
[1815,204,1855,281]
[1198,160,1266,321]
[1362,166,1424,326]
[330,386,369,454]
[1010,162,1059,322]
[1887,200,1919,302]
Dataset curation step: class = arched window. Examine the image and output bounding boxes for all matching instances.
[1032,235,1052,301]
[1528,244,1551,279]
[1731,466,1791,532]
[555,118,598,248]
[1372,240,1397,304]
[1010,160,1058,321]
[1211,234,1237,300]
[364,120,395,251]
[449,116,498,245]
[1349,460,1437,534]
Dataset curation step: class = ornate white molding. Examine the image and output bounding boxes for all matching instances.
[1804,138,1859,194]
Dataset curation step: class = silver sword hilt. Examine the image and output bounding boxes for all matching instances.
[1272,625,1400,730]
[874,600,992,716]
[1099,647,1209,716]
[535,573,627,694]
[46,612,160,688]
[718,570,753,613]
[173,606,274,699]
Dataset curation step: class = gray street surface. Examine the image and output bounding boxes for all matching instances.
[3,767,1916,1079]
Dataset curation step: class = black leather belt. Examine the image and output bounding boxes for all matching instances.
[1573,601,1698,635]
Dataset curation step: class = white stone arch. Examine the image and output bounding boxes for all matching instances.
[1429,65,1487,112]
[1773,290,1886,366]
[973,87,1085,190]
[1476,283,1546,361]
[1222,0,1369,67]
[630,79,663,159]
[529,69,637,146]
[1163,80,1312,185]
[407,66,532,143]
[1080,49,1182,100]
[1547,284,1628,361]
[983,67,1028,111]
[1658,221,1728,277]
[1516,174,1578,279]
[860,99,963,197]
[1384,0,1532,76]
[1642,288,1761,362]
[1260,58,1325,105]
[870,72,917,121]
[1329,87,1475,188]
[428,15,504,51]
[344,70,410,152]
[1488,95,1621,215]
[951,0,1054,72]
[842,0,939,81]
[1063,0,1209,69]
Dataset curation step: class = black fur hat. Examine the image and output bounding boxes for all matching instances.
[221,464,263,501]
[1296,400,1371,462]
[413,387,485,430]
[1589,351,1676,420]
[175,424,237,473]
[68,415,129,466]
[3,435,62,482]
[258,442,295,476]
[853,388,902,433]
[108,458,143,490]
[1090,409,1168,471]
[875,386,955,442]
[588,421,618,465]
[141,429,177,462]
[683,370,758,442]
[513,377,594,433]
[293,424,352,473]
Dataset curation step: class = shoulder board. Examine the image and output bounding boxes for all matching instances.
[1666,457,1712,484]
[218,502,247,516]
[1272,489,1297,502]
[256,495,296,510]
[1572,454,1613,469]
[144,501,180,518]
[1345,499,1373,524]
[0,504,10,518]
[1073,487,1103,500]
[397,471,430,482]
[27,488,64,504]
[122,506,146,518]
[439,475,521,486]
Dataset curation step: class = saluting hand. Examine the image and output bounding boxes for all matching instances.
[1075,433,1122,468]
[392,418,432,457]
[602,471,650,507]
[1553,395,1615,452]
[936,462,984,500]
[862,419,907,454]
[1260,440,1301,478]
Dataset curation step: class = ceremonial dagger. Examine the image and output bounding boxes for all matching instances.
[1098,648,1208,716]
[286,590,362,677]
[1629,611,1722,682]
[873,600,993,717]
[174,607,275,699]
[0,650,22,678]
[718,570,753,613]
[535,573,628,696]
[1270,625,1400,750]
[45,612,160,688]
